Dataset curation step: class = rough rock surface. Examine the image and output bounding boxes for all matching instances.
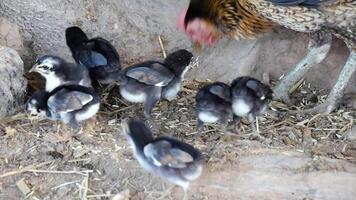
[0,18,34,65]
[198,149,356,200]
[0,0,354,92]
[0,47,27,117]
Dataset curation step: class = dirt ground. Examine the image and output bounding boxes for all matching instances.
[0,79,355,200]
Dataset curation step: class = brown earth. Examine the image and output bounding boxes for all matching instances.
[0,80,355,200]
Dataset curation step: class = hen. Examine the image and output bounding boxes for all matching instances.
[178,0,355,113]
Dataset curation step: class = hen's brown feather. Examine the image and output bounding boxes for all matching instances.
[206,0,274,39]
[195,0,355,45]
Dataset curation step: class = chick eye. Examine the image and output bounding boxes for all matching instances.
[40,65,49,70]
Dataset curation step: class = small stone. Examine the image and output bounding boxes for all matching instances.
[180,115,188,122]
[16,178,31,196]
[160,101,169,111]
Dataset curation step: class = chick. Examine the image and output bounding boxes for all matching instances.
[29,55,91,92]
[65,26,121,85]
[196,82,232,132]
[230,76,272,134]
[117,49,193,118]
[123,119,204,198]
[162,49,194,101]
[26,85,100,129]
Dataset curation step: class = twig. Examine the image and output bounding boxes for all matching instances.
[51,180,81,190]
[82,174,89,200]
[181,88,197,94]
[0,113,28,124]
[28,169,93,176]
[67,158,91,163]
[265,120,289,129]
[158,35,167,59]
[0,161,53,179]
[193,79,213,84]
[86,194,114,198]
[306,113,322,127]
[289,78,304,94]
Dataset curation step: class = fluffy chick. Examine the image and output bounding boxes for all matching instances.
[117,49,193,118]
[123,119,204,198]
[230,76,272,132]
[196,82,232,132]
[65,26,121,85]
[30,55,91,92]
[26,85,100,129]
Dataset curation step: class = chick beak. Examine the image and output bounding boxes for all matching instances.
[29,64,38,73]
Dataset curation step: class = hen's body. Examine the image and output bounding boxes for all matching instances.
[180,0,356,113]
[247,0,355,45]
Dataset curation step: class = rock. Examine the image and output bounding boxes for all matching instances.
[198,150,356,200]
[0,47,27,117]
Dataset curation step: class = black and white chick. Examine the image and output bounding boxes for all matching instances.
[65,26,121,85]
[26,85,100,129]
[230,76,273,134]
[161,49,194,101]
[118,49,193,118]
[29,55,92,92]
[123,119,204,198]
[196,82,232,132]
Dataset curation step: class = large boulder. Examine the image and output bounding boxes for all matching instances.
[0,18,34,66]
[198,149,356,200]
[0,47,27,117]
[0,0,354,91]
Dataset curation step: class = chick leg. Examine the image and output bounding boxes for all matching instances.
[220,117,234,135]
[247,115,271,144]
[274,31,332,104]
[197,119,204,132]
[233,115,241,133]
[303,47,356,114]
[248,115,258,137]
[143,87,162,118]
[62,113,79,130]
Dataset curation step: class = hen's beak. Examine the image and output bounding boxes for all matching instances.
[193,42,202,52]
